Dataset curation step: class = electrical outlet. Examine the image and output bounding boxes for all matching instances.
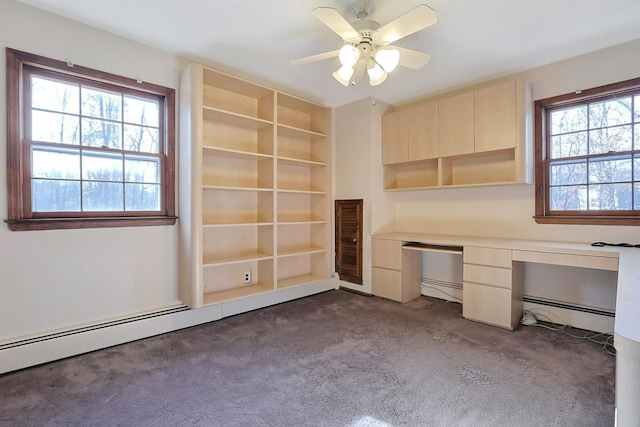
[243,271,251,284]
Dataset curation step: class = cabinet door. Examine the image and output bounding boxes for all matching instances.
[474,80,517,153]
[438,92,474,157]
[382,110,408,164]
[372,267,402,301]
[372,238,402,270]
[408,101,438,161]
[463,282,513,329]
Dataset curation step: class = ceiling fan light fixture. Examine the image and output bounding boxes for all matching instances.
[367,64,387,86]
[375,48,400,73]
[338,44,360,67]
[333,65,354,86]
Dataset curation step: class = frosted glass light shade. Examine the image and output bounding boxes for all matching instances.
[338,44,360,67]
[333,65,354,86]
[367,64,387,86]
[375,48,400,73]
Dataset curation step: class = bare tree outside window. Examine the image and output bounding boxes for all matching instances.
[5,48,175,231]
[535,77,640,225]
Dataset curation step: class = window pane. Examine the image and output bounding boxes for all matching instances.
[123,124,159,153]
[635,124,640,150]
[589,97,632,129]
[635,156,640,181]
[32,179,81,212]
[125,156,160,183]
[81,87,121,120]
[589,125,632,155]
[82,151,123,182]
[635,95,640,122]
[82,182,123,211]
[82,118,122,149]
[124,96,159,127]
[31,76,79,114]
[31,110,79,144]
[589,183,632,210]
[125,183,160,211]
[588,156,632,183]
[32,147,80,179]
[550,160,586,185]
[550,132,587,158]
[550,106,588,135]
[635,183,640,210]
[550,185,587,210]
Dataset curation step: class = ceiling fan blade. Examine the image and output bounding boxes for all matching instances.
[312,7,361,43]
[395,47,431,70]
[373,4,437,45]
[291,50,340,66]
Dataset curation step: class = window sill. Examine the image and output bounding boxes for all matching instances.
[5,216,177,231]
[534,215,640,226]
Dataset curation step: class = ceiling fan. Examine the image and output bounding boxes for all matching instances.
[292,1,437,87]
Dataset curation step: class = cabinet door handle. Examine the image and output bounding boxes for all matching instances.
[352,238,357,243]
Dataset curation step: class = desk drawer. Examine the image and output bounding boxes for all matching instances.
[463,264,512,288]
[372,239,402,270]
[464,246,512,268]
[463,282,513,329]
[372,267,402,301]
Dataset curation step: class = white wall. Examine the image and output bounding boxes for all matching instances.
[334,98,394,294]
[0,0,188,342]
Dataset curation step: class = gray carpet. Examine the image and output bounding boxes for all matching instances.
[0,290,614,427]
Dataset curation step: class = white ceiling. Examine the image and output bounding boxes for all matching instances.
[17,0,640,108]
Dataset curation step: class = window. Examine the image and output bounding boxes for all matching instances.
[6,48,176,231]
[534,77,640,225]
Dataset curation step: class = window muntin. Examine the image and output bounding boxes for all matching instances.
[6,48,175,230]
[535,77,640,225]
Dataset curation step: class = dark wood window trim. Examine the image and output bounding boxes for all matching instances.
[534,76,640,226]
[6,48,176,231]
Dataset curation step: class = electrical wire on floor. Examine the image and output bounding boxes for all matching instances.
[420,285,463,303]
[520,309,616,356]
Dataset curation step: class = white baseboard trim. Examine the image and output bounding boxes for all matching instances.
[0,279,337,375]
[522,301,614,333]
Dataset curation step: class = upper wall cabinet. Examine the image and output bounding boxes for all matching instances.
[382,100,438,165]
[382,78,532,191]
[438,92,474,157]
[474,80,517,153]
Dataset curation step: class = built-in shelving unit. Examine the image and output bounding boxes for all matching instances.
[382,79,533,190]
[179,63,331,308]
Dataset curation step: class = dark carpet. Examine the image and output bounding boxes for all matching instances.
[0,290,615,426]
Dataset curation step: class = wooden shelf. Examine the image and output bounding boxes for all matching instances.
[277,124,326,141]
[203,184,272,192]
[202,221,273,228]
[203,106,272,130]
[277,156,326,168]
[203,284,274,306]
[277,274,326,289]
[278,246,326,258]
[278,220,327,225]
[203,146,273,161]
[277,188,326,195]
[203,252,273,267]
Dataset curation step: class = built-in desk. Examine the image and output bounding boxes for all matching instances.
[372,232,639,427]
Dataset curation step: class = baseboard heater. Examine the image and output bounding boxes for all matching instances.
[0,305,190,351]
[522,296,615,317]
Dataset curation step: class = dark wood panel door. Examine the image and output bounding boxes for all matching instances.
[335,199,363,285]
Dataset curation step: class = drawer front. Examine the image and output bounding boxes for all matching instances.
[463,264,512,288]
[372,267,402,302]
[464,246,512,268]
[463,282,513,329]
[372,239,402,270]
